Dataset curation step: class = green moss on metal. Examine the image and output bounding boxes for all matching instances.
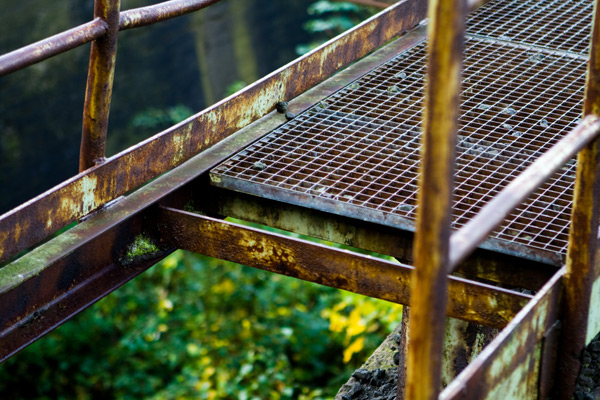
[120,234,160,266]
[0,231,82,292]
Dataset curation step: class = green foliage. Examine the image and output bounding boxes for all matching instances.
[308,1,362,14]
[130,105,194,131]
[296,1,377,55]
[225,80,248,97]
[0,250,401,399]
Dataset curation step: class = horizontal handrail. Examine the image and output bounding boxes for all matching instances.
[0,18,108,77]
[0,0,224,78]
[119,0,223,30]
[448,115,600,271]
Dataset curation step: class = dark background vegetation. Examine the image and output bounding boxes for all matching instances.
[0,1,403,398]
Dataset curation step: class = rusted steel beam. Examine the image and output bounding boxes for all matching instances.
[79,0,121,171]
[449,116,600,270]
[557,1,600,397]
[405,0,466,398]
[0,100,289,361]
[119,0,223,30]
[441,267,563,400]
[0,19,108,77]
[158,206,532,329]
[0,0,428,265]
[0,197,171,363]
[201,187,556,290]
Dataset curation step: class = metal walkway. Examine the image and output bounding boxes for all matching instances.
[211,0,592,262]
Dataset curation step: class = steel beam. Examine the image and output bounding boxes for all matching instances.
[157,206,532,329]
[0,200,171,363]
[441,267,563,399]
[200,187,557,290]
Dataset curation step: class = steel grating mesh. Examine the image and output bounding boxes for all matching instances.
[211,0,591,259]
[467,0,593,55]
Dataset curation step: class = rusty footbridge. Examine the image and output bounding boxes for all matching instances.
[2,0,600,398]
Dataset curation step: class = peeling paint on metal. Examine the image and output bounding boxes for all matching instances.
[586,275,600,344]
[0,231,81,292]
[80,175,99,215]
[440,267,562,400]
[158,206,532,328]
[484,344,541,399]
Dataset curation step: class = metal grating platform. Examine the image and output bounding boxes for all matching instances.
[467,0,593,55]
[211,0,591,260]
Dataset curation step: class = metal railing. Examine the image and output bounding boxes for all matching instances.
[408,0,600,398]
[0,0,223,170]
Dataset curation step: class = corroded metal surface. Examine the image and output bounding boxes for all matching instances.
[0,198,170,363]
[211,32,588,265]
[0,97,294,361]
[3,0,600,398]
[158,206,532,329]
[205,187,556,290]
[0,19,108,77]
[441,319,498,388]
[405,0,466,397]
[0,0,427,265]
[449,116,600,270]
[558,2,600,397]
[79,0,121,171]
[441,267,564,399]
[119,0,223,30]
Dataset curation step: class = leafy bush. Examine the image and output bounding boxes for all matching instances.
[0,250,401,399]
[296,1,376,55]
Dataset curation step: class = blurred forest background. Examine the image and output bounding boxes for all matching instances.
[0,0,404,398]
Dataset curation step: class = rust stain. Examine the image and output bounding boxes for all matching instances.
[158,206,531,329]
[406,0,466,398]
[118,0,224,31]
[557,4,600,397]
[0,18,108,77]
[441,268,563,400]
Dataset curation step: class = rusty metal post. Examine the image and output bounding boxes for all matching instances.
[557,1,600,398]
[80,0,121,171]
[404,0,466,398]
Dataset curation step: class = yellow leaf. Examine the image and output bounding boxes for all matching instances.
[328,312,347,333]
[242,319,251,330]
[161,252,181,269]
[346,308,366,337]
[213,278,235,295]
[159,298,173,312]
[343,336,364,363]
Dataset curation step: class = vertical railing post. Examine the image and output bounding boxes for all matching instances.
[404,0,466,398]
[558,1,600,398]
[79,0,121,171]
